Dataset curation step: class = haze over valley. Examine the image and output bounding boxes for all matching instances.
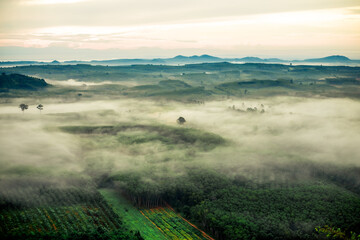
[1,0,360,240]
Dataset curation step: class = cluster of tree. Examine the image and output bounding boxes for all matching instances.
[188,99,205,104]
[19,103,43,113]
[315,225,360,240]
[61,123,226,151]
[229,103,265,113]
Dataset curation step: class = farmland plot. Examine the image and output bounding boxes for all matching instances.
[100,189,168,240]
[141,207,214,240]
[100,189,213,240]
[0,179,138,239]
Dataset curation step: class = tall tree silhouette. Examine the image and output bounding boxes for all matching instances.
[19,103,28,114]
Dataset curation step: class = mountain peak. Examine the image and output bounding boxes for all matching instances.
[305,55,351,62]
[200,54,215,58]
[324,55,350,60]
[173,55,187,59]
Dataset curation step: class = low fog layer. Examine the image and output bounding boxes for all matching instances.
[0,96,359,184]
[46,79,118,87]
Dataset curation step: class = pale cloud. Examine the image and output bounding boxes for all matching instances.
[0,0,359,59]
[2,6,358,52]
[20,0,88,5]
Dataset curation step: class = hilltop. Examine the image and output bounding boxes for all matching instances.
[0,73,48,90]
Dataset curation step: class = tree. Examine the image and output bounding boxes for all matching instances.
[177,117,186,125]
[19,103,28,114]
[36,104,44,113]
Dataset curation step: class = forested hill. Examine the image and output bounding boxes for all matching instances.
[0,73,48,90]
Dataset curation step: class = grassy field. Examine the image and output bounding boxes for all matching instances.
[100,189,168,240]
[100,189,214,240]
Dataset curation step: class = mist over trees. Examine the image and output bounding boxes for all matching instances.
[0,63,360,240]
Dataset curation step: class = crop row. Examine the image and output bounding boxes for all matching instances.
[141,207,213,240]
[0,186,103,210]
[0,202,123,236]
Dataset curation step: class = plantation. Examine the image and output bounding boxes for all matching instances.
[160,170,360,240]
[0,179,142,240]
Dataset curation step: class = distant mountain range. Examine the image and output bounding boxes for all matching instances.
[1,55,359,66]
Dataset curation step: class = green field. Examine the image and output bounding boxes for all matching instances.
[100,189,214,240]
[100,189,168,240]
[0,181,140,240]
[0,205,122,235]
[141,207,213,240]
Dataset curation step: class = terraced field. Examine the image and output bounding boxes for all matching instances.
[100,189,213,240]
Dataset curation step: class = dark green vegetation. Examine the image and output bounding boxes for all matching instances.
[1,62,359,100]
[0,178,142,240]
[0,73,48,90]
[60,123,226,151]
[111,167,360,240]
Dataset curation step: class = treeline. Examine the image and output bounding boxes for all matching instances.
[113,173,166,209]
[61,123,226,151]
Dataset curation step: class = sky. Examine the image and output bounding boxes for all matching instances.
[0,0,360,60]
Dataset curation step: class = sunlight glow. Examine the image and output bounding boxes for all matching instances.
[22,6,359,51]
[1,2,359,58]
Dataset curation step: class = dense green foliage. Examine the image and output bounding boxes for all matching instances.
[315,225,360,240]
[0,73,48,90]
[112,168,360,240]
[60,123,226,151]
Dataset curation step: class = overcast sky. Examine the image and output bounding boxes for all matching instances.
[0,0,359,60]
